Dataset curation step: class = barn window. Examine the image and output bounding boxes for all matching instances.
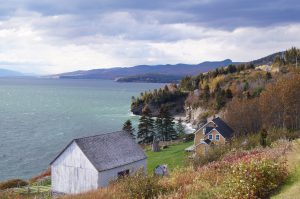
[118,169,129,178]
[209,134,213,140]
[216,134,220,141]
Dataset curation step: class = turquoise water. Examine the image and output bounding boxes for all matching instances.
[0,78,163,181]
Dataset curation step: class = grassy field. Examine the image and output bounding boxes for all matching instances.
[271,139,300,199]
[12,185,51,194]
[145,141,193,173]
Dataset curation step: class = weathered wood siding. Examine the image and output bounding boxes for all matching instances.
[204,130,226,144]
[194,121,216,146]
[51,142,99,194]
[98,159,147,187]
[195,143,209,155]
[194,128,204,146]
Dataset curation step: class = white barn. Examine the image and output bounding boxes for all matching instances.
[50,131,147,194]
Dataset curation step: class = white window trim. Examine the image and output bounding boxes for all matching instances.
[209,134,213,140]
[216,134,220,141]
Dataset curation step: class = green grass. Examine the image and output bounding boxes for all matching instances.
[145,141,193,173]
[13,185,51,194]
[271,164,300,199]
[0,185,52,199]
[271,139,300,199]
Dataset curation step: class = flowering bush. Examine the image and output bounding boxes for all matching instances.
[116,171,165,199]
[223,158,287,198]
[0,179,28,190]
[59,140,291,199]
[158,145,289,198]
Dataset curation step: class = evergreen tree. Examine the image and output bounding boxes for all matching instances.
[243,81,249,91]
[215,89,226,110]
[176,118,185,136]
[227,64,237,73]
[215,92,225,110]
[266,72,272,80]
[137,106,155,144]
[122,119,135,139]
[203,85,210,102]
[137,115,148,143]
[260,128,268,148]
[155,116,164,140]
[225,88,233,99]
[214,82,221,93]
[164,85,169,92]
[159,105,177,141]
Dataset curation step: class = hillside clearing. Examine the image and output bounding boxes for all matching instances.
[271,139,300,199]
[145,141,192,173]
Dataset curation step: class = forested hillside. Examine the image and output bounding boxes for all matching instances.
[131,47,300,133]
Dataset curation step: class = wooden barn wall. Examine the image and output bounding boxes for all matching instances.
[98,159,147,187]
[51,142,99,194]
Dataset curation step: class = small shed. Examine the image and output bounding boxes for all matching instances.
[50,131,147,194]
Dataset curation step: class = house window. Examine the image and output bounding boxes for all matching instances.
[216,134,220,141]
[209,134,213,140]
[117,169,129,178]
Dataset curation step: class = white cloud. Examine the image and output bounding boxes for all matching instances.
[0,9,299,74]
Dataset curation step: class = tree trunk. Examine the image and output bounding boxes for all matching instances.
[152,139,160,152]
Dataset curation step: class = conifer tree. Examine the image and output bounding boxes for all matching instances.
[176,118,185,136]
[155,116,164,140]
[203,85,210,102]
[260,128,268,148]
[225,88,233,99]
[137,106,155,144]
[122,119,135,139]
[159,105,177,141]
[266,72,272,80]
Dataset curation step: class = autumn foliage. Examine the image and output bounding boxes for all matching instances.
[59,141,290,199]
[225,73,300,134]
[260,74,300,130]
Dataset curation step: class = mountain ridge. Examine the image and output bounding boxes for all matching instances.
[54,59,238,80]
[51,51,283,82]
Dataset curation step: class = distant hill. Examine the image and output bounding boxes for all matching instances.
[0,69,25,77]
[55,59,238,81]
[250,51,283,66]
[116,73,183,83]
[52,51,285,83]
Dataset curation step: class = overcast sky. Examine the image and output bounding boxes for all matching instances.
[0,0,299,74]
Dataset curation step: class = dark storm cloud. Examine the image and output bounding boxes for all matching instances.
[0,0,300,41]
[17,0,300,27]
[186,0,300,29]
[0,0,299,74]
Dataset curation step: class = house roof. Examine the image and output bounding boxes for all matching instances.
[212,117,234,138]
[203,139,211,144]
[204,127,214,134]
[50,131,147,171]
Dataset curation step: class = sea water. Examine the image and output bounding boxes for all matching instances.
[0,78,163,181]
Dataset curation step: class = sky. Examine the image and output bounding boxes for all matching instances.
[0,0,299,74]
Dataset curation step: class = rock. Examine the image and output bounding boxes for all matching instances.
[154,165,169,176]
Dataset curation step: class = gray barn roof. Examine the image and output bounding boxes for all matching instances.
[50,131,147,171]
